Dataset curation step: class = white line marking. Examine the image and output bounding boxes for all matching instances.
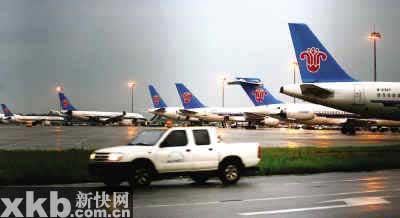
[310,176,388,184]
[284,182,301,185]
[133,188,400,208]
[133,201,219,208]
[319,196,390,206]
[239,196,390,216]
[239,205,350,216]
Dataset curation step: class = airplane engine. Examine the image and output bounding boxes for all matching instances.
[261,117,280,127]
[284,109,315,121]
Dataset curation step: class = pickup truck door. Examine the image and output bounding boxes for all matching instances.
[154,130,193,173]
[190,129,219,170]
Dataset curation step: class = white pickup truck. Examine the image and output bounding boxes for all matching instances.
[89,127,260,187]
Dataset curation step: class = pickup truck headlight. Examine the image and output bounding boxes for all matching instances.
[108,153,124,161]
[89,153,96,160]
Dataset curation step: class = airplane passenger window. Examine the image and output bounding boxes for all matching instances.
[193,130,211,145]
[160,130,188,147]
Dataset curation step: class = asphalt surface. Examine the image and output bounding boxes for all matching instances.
[131,170,400,218]
[0,125,399,149]
[21,170,398,218]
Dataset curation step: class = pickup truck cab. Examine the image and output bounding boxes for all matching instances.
[89,127,260,187]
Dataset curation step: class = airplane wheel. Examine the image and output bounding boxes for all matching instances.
[341,124,356,135]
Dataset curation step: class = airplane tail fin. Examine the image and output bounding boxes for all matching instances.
[148,85,168,108]
[1,104,14,116]
[175,83,206,109]
[58,91,77,111]
[288,23,356,83]
[232,77,282,106]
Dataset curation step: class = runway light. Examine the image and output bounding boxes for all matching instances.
[56,86,63,93]
[368,29,382,82]
[368,32,381,40]
[128,80,136,88]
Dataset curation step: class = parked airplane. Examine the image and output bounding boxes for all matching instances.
[1,104,64,126]
[147,85,199,122]
[57,90,145,125]
[0,113,6,123]
[229,77,356,126]
[175,83,280,126]
[280,23,400,133]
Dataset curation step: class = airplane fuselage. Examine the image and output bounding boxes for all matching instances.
[281,82,400,121]
[251,103,353,126]
[62,110,144,121]
[182,107,257,122]
[6,115,64,123]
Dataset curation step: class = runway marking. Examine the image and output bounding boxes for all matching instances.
[239,196,390,216]
[310,176,388,184]
[133,188,400,209]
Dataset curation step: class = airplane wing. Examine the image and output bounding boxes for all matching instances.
[370,100,400,108]
[300,84,333,98]
[32,120,43,126]
[179,109,198,115]
[102,111,127,124]
[243,112,266,121]
[154,108,166,113]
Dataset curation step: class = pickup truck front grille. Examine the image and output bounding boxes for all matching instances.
[93,152,110,162]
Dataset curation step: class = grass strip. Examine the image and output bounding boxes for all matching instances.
[0,145,400,185]
[259,145,400,175]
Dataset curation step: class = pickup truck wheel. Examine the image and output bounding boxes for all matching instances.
[219,162,241,185]
[190,175,209,184]
[129,166,152,187]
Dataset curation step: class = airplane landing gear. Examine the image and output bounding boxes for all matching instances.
[341,123,356,135]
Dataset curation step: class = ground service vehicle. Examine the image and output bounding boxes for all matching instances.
[89,127,260,187]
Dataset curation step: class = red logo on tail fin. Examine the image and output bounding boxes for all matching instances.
[300,47,327,73]
[182,92,192,104]
[152,95,160,106]
[62,99,69,108]
[252,88,267,103]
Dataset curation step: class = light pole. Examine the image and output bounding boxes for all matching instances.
[219,76,227,107]
[290,61,298,103]
[56,86,63,111]
[128,80,136,113]
[368,29,381,81]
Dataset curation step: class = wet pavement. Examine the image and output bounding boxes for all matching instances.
[131,170,400,218]
[12,170,400,218]
[0,126,399,150]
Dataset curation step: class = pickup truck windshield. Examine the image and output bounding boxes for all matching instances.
[128,130,166,146]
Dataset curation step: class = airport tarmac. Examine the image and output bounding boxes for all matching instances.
[0,126,400,150]
[23,170,400,218]
[130,170,400,218]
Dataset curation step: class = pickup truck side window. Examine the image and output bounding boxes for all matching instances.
[160,130,188,147]
[193,130,210,145]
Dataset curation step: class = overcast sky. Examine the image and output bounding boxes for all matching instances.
[1,0,400,114]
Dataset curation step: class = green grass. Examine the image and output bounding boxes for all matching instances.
[1,145,400,185]
[0,149,92,185]
[259,145,400,175]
